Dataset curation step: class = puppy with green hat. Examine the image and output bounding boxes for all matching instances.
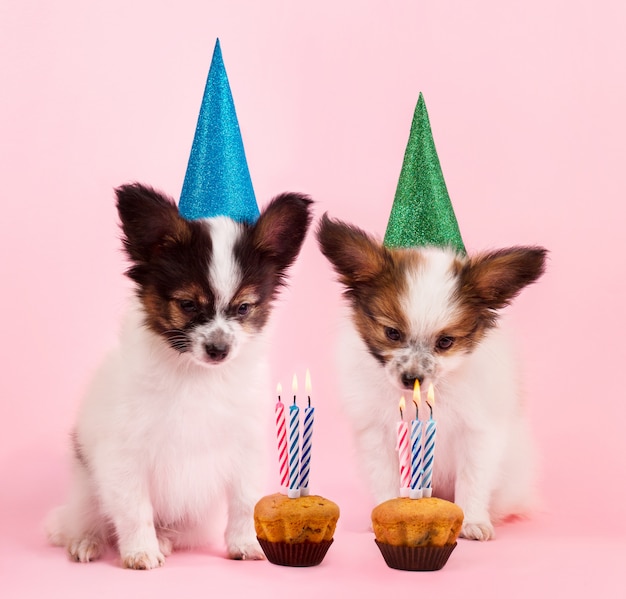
[317,93,546,542]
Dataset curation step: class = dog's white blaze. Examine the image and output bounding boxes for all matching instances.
[402,248,461,336]
[205,217,243,309]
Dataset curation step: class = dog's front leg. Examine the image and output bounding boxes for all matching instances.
[224,472,264,560]
[454,430,504,541]
[98,471,164,569]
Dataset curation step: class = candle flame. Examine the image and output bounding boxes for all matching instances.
[399,396,406,419]
[305,369,312,394]
[427,383,435,407]
[292,373,298,394]
[277,382,283,395]
[413,379,421,406]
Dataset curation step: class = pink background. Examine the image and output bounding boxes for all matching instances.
[1,1,625,596]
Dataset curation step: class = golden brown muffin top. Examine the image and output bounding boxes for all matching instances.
[371,497,464,547]
[254,493,340,523]
[254,493,340,543]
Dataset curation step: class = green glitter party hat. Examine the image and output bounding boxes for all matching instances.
[383,93,466,254]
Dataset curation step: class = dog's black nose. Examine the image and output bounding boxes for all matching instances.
[401,374,423,390]
[205,343,230,363]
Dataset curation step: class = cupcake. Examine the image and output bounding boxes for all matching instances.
[371,497,463,571]
[254,493,340,566]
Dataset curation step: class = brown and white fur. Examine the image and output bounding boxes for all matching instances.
[46,183,312,568]
[317,214,546,540]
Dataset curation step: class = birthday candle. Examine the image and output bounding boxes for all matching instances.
[274,383,289,488]
[300,369,314,497]
[288,374,300,498]
[409,381,423,499]
[422,383,437,498]
[397,397,411,497]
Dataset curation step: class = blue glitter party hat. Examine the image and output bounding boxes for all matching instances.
[383,93,465,254]
[178,39,259,223]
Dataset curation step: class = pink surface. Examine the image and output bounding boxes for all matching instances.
[1,1,625,597]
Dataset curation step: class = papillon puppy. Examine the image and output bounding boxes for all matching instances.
[317,214,546,541]
[46,183,312,568]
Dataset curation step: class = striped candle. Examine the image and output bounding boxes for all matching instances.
[410,381,423,499]
[300,370,314,496]
[288,374,300,498]
[397,397,411,496]
[422,383,437,498]
[274,383,289,488]
[409,415,423,499]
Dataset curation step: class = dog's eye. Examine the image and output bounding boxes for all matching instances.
[237,303,250,316]
[179,299,197,313]
[436,336,455,351]
[384,327,402,342]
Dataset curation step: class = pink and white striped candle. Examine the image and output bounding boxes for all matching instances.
[274,383,289,488]
[422,383,437,498]
[397,397,411,497]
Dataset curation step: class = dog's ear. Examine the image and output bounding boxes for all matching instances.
[461,246,547,311]
[251,192,313,272]
[316,213,389,286]
[116,183,191,265]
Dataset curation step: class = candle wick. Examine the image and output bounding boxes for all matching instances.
[278,395,281,403]
[399,407,404,420]
[413,400,419,420]
[307,396,311,408]
[426,401,433,419]
[293,396,296,406]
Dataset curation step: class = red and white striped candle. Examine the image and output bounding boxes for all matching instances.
[397,397,411,497]
[274,383,289,489]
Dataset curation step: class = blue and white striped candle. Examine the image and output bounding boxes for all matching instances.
[287,374,300,498]
[422,383,437,498]
[300,369,314,497]
[409,380,423,499]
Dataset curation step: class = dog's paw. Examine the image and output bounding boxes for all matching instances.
[227,537,265,561]
[67,536,104,563]
[460,521,495,541]
[44,506,67,547]
[122,550,165,570]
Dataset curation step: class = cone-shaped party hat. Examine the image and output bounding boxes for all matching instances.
[383,93,465,254]
[178,39,259,223]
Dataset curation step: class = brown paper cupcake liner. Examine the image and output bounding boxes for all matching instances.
[257,538,333,567]
[374,540,457,571]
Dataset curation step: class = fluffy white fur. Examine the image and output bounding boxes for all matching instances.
[316,219,546,541]
[46,220,268,568]
[338,309,535,541]
[46,185,312,568]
